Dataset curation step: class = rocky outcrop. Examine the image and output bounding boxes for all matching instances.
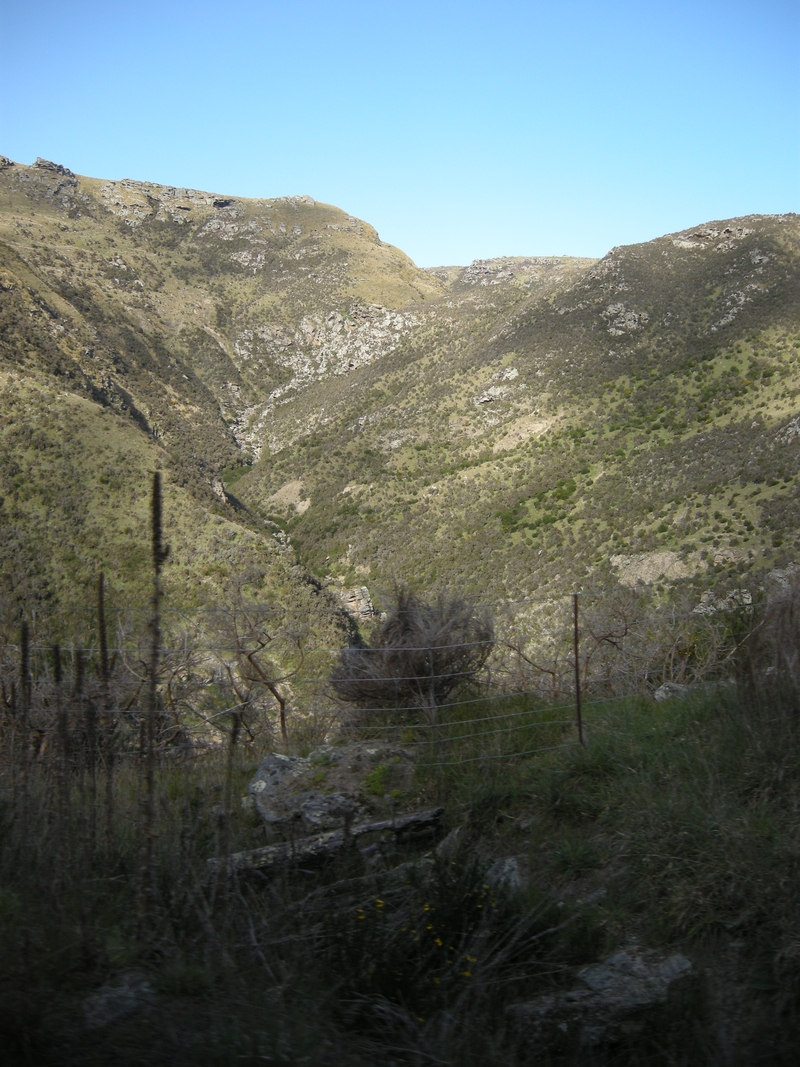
[777,414,800,444]
[692,588,752,615]
[601,303,649,335]
[461,256,571,287]
[8,159,79,203]
[99,177,227,226]
[709,283,761,332]
[233,304,419,457]
[508,949,693,1049]
[98,180,316,235]
[463,259,517,286]
[249,752,366,830]
[32,157,75,176]
[475,385,509,404]
[247,743,415,833]
[336,585,376,620]
[671,224,754,251]
[611,551,694,587]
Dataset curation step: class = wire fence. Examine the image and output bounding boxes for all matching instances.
[0,554,773,944]
[0,473,784,943]
[0,581,754,775]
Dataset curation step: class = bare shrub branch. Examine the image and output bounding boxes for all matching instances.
[330,588,494,721]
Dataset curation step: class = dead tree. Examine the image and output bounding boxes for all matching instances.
[208,577,312,745]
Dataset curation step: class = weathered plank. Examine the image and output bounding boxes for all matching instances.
[208,806,444,875]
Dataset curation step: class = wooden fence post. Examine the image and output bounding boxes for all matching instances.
[573,593,584,746]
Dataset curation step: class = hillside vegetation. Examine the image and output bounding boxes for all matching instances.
[240,217,800,609]
[3,619,800,1064]
[0,155,444,630]
[1,153,799,633]
[3,155,800,1064]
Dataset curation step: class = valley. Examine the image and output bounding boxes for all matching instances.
[2,154,800,1066]
[1,154,799,636]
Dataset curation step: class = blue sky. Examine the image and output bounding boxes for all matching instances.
[2,0,797,265]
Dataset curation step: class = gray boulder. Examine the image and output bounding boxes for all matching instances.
[248,752,307,821]
[654,682,689,702]
[508,948,693,1048]
[83,969,155,1030]
[486,856,524,891]
[248,751,365,831]
[248,743,415,834]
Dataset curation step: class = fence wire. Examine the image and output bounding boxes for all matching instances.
[2,585,752,778]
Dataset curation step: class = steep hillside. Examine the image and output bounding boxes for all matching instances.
[1,152,798,627]
[236,215,800,604]
[0,154,445,479]
[0,370,327,633]
[0,155,590,623]
[0,155,449,626]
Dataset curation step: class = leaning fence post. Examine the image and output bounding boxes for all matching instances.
[428,647,445,799]
[19,621,32,852]
[138,470,168,938]
[573,592,584,746]
[98,572,115,857]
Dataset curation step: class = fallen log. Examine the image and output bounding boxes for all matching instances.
[208,806,444,876]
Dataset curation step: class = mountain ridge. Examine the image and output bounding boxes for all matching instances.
[1,153,798,631]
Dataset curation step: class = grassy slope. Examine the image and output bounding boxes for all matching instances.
[0,370,345,646]
[3,684,799,1064]
[423,682,800,1061]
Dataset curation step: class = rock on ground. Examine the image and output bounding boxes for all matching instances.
[83,969,156,1030]
[508,948,693,1048]
[247,743,415,833]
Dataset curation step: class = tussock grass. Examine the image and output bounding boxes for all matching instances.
[6,679,800,1062]
[0,734,595,1066]
[424,686,800,1005]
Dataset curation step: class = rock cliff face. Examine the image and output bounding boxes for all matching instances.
[232,303,421,457]
[335,585,376,620]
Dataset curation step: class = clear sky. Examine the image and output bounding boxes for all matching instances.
[2,0,798,265]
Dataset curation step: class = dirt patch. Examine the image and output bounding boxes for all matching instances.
[493,414,556,452]
[266,478,310,514]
